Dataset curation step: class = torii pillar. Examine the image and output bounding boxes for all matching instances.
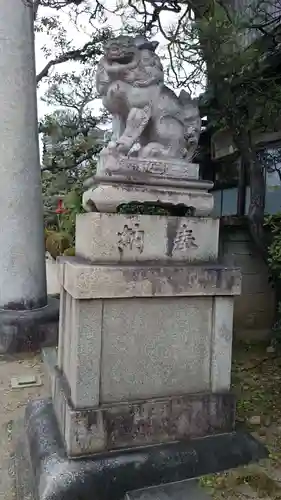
[0,0,58,352]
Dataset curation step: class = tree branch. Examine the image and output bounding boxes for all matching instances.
[36,41,102,83]
[33,0,40,20]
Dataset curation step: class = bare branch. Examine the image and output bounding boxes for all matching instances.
[37,0,85,9]
[36,40,103,84]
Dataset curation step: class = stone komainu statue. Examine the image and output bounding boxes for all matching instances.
[96,35,201,161]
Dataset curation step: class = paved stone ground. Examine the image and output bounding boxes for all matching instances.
[0,345,280,499]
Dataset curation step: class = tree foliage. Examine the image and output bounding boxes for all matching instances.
[40,67,105,225]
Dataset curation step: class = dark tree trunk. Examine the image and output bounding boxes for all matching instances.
[234,130,266,260]
[248,156,266,257]
[237,157,247,216]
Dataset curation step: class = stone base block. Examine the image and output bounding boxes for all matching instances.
[76,213,220,263]
[0,297,59,353]
[83,176,214,216]
[59,293,236,406]
[52,365,236,457]
[57,259,241,407]
[20,398,268,500]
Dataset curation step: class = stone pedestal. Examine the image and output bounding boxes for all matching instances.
[21,154,267,499]
[54,208,241,457]
[0,0,58,352]
[20,33,267,494]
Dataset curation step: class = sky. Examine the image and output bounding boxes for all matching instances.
[35,6,91,119]
[34,1,193,120]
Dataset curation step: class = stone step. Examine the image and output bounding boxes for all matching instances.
[126,481,211,500]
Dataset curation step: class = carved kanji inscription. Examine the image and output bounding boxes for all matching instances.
[117,223,144,253]
[173,224,198,251]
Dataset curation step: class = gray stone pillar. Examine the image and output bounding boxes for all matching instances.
[0,0,58,352]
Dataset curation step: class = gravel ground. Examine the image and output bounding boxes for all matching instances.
[0,346,280,500]
[0,353,48,500]
[200,344,281,500]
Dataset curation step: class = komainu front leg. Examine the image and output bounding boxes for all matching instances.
[116,105,151,154]
[111,115,126,143]
[100,116,126,159]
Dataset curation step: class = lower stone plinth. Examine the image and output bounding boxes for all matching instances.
[20,398,268,500]
[0,297,59,353]
[52,364,235,457]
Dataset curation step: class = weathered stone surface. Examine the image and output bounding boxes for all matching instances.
[53,370,66,437]
[56,258,239,407]
[57,286,66,371]
[101,297,212,402]
[58,296,102,408]
[22,398,268,500]
[0,0,47,311]
[53,368,235,457]
[76,213,219,263]
[42,347,57,398]
[105,392,235,451]
[220,224,274,340]
[96,35,200,162]
[55,293,235,407]
[210,297,234,392]
[58,258,242,299]
[0,297,59,354]
[65,402,106,455]
[95,153,199,179]
[83,178,214,215]
[60,290,71,380]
